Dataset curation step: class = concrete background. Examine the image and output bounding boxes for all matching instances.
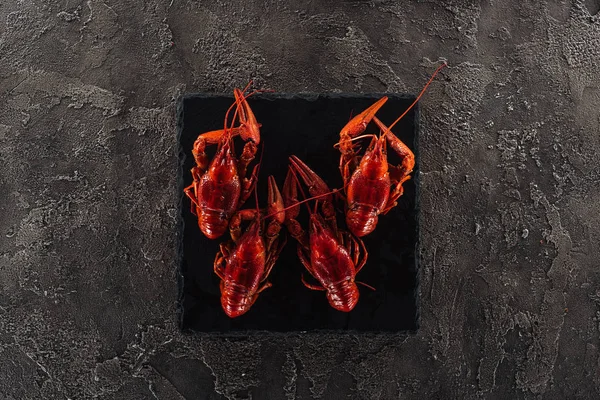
[1,0,599,399]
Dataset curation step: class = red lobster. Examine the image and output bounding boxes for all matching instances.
[337,62,447,237]
[283,156,369,312]
[184,84,264,239]
[214,175,286,318]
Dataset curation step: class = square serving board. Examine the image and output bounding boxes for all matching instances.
[176,93,420,333]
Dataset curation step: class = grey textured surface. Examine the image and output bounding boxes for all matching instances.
[0,0,599,399]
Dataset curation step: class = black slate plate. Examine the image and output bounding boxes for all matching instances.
[176,93,420,333]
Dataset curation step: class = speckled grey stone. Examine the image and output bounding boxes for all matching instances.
[1,1,599,399]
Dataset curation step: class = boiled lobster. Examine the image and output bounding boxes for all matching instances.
[214,175,286,318]
[184,84,263,239]
[337,62,447,237]
[283,156,369,312]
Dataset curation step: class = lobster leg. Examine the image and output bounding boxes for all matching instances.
[183,178,201,215]
[229,209,260,243]
[355,238,368,275]
[340,231,372,290]
[214,242,231,280]
[381,173,412,215]
[237,141,258,181]
[257,281,273,293]
[184,155,212,216]
[240,281,273,316]
[191,128,242,172]
[347,232,368,275]
[297,246,325,291]
[341,232,359,268]
[301,274,326,291]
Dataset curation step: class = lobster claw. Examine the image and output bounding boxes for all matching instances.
[373,116,415,175]
[282,167,300,221]
[288,156,332,198]
[288,156,338,232]
[234,88,261,144]
[267,175,285,225]
[282,165,312,248]
[340,96,388,139]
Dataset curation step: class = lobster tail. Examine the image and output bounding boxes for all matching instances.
[326,280,360,312]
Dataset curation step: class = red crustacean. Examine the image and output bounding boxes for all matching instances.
[214,175,286,318]
[337,62,447,237]
[283,156,369,312]
[184,83,264,239]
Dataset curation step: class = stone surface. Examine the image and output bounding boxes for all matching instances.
[0,0,599,399]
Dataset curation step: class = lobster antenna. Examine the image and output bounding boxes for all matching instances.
[262,184,346,221]
[241,80,254,95]
[221,96,243,151]
[333,134,377,148]
[382,61,447,135]
[357,281,376,291]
